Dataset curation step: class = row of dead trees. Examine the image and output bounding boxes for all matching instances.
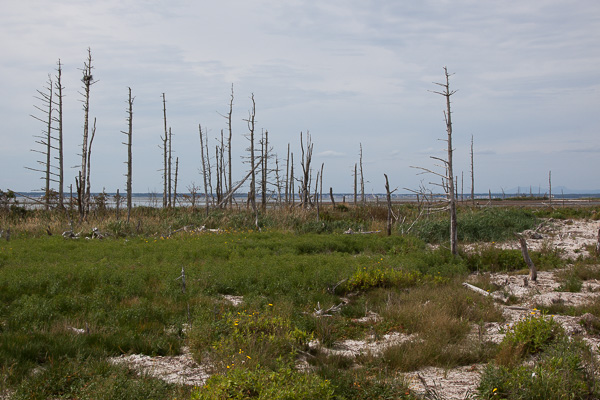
[27,53,465,256]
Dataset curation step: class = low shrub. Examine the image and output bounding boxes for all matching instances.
[478,337,597,400]
[495,313,563,366]
[192,366,334,400]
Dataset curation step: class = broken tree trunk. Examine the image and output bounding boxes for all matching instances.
[329,187,336,209]
[518,236,537,282]
[384,174,393,236]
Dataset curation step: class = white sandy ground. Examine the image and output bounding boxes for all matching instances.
[4,219,592,400]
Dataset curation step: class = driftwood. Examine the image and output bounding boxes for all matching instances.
[344,229,381,235]
[462,282,509,303]
[517,235,537,282]
[313,301,345,317]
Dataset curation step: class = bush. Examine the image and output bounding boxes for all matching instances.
[496,314,563,365]
[413,208,538,244]
[478,338,597,400]
[192,366,334,400]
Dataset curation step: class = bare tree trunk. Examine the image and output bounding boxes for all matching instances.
[79,48,95,220]
[162,93,168,208]
[285,143,290,205]
[353,163,357,206]
[275,156,282,206]
[471,135,475,205]
[261,130,268,211]
[549,170,552,204]
[596,227,600,256]
[290,153,295,207]
[85,118,96,215]
[244,94,257,212]
[359,144,365,204]
[121,87,134,223]
[54,60,64,209]
[518,236,537,281]
[384,174,393,236]
[329,187,336,208]
[173,157,179,207]
[433,67,458,255]
[228,84,234,209]
[299,131,313,208]
[198,124,209,216]
[168,127,173,207]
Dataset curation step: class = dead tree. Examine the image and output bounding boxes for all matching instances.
[198,124,210,216]
[227,84,234,208]
[27,74,55,210]
[261,130,268,211]
[549,170,552,204]
[290,152,295,207]
[518,235,537,282]
[353,163,358,206]
[359,144,365,204]
[410,67,458,255]
[121,87,134,223]
[168,127,173,207]
[173,157,179,206]
[384,174,396,236]
[77,48,97,220]
[432,67,458,255]
[299,131,313,208]
[329,187,336,208]
[161,93,168,208]
[285,144,290,204]
[470,135,475,205]
[243,94,257,211]
[54,60,65,209]
[85,118,97,215]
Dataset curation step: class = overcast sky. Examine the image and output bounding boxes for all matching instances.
[1,0,599,196]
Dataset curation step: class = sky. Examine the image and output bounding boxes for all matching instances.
[1,0,599,196]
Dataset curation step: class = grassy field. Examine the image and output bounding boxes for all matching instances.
[0,204,599,399]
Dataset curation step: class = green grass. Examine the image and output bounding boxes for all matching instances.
[1,205,598,399]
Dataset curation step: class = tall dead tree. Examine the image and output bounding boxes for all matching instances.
[53,60,65,209]
[285,144,290,204]
[121,87,134,222]
[244,94,257,211]
[173,157,179,206]
[27,74,54,210]
[470,135,475,205]
[384,174,396,236]
[261,130,268,211]
[299,131,313,208]
[431,67,458,255]
[198,124,210,216]
[161,93,168,208]
[359,144,365,204]
[227,84,234,208]
[353,163,358,206]
[289,152,295,207]
[77,48,97,220]
[168,127,173,207]
[549,170,552,204]
[412,67,458,255]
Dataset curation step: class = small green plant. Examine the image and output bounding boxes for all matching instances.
[478,337,597,400]
[495,313,563,366]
